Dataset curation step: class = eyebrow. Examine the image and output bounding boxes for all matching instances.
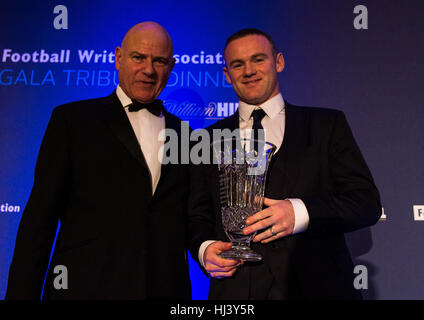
[130,51,170,62]
[251,53,268,60]
[130,51,145,57]
[229,53,268,67]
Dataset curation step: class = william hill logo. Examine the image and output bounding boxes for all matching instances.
[164,100,238,120]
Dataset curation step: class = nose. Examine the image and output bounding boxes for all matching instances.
[142,59,155,77]
[243,62,256,77]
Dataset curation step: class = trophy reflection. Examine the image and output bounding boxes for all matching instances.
[212,138,276,262]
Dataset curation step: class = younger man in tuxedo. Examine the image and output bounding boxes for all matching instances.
[188,28,381,299]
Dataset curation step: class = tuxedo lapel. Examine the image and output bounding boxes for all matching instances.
[101,92,150,171]
[276,102,311,197]
[154,110,186,192]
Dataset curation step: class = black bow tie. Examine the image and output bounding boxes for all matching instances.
[128,99,163,116]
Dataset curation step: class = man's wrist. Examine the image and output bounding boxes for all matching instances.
[198,240,217,268]
[286,198,309,234]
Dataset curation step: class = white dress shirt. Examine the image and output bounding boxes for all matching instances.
[116,85,165,195]
[198,93,310,267]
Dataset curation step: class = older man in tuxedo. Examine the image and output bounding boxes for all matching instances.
[6,21,191,299]
[188,28,381,299]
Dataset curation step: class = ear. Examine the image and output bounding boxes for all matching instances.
[114,47,122,71]
[223,66,232,84]
[275,52,285,73]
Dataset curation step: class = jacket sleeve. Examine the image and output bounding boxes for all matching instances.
[302,111,381,235]
[187,160,217,269]
[5,107,71,299]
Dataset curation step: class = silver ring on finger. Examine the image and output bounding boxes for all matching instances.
[270,225,276,236]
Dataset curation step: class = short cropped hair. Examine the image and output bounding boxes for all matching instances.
[224,28,278,56]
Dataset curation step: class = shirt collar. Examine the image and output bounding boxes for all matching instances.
[116,85,132,108]
[238,93,285,121]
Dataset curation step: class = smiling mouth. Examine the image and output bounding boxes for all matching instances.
[242,79,261,85]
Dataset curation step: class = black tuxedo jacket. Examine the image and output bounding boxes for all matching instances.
[6,92,191,299]
[188,102,381,299]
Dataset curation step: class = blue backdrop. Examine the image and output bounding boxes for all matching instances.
[1,0,423,299]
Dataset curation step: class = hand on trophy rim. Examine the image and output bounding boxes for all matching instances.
[243,198,295,243]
